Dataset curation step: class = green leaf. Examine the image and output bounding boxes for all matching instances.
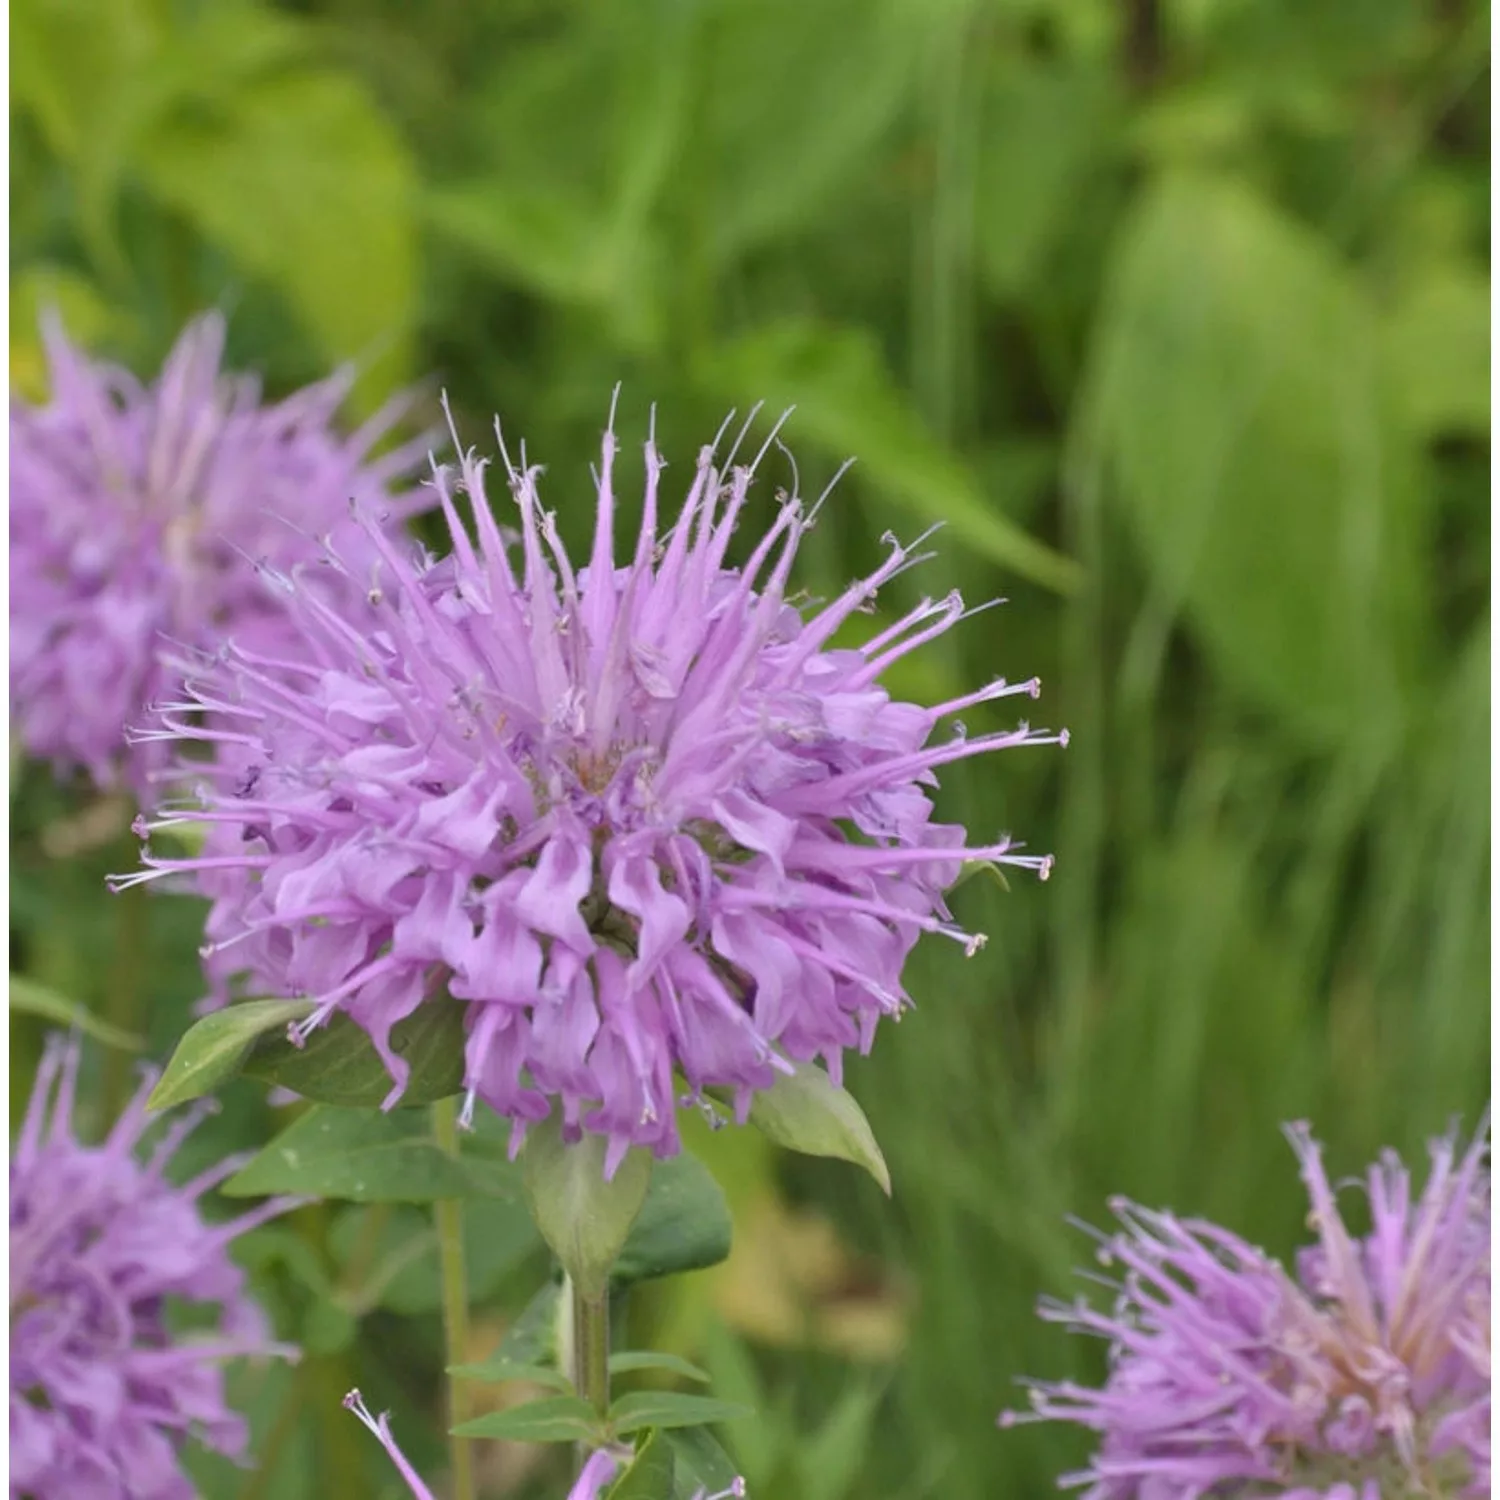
[520,1114,653,1297]
[608,1352,711,1384]
[224,1106,463,1202]
[136,66,416,399]
[665,1427,742,1499]
[242,996,467,1108]
[148,1000,314,1111]
[452,1394,601,1445]
[453,1282,563,1382]
[746,1062,891,1194]
[700,319,1078,592]
[1086,171,1424,746]
[1380,263,1490,437]
[613,1151,733,1287]
[9,974,143,1051]
[610,1392,753,1437]
[607,1430,676,1500]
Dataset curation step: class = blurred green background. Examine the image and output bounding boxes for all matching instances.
[10,0,1490,1496]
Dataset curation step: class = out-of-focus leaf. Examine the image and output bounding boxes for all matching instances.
[136,68,416,397]
[1380,265,1490,438]
[1086,171,1424,746]
[976,61,1115,298]
[148,999,314,1111]
[665,1426,743,1499]
[10,974,143,1051]
[701,319,1079,591]
[242,995,466,1108]
[608,1429,676,1499]
[613,1151,734,1287]
[610,1392,753,1437]
[687,0,917,261]
[452,1394,600,1444]
[796,1380,883,1500]
[746,1062,891,1194]
[521,1114,653,1296]
[453,1282,563,1381]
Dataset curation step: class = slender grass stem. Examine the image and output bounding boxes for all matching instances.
[432,1097,476,1500]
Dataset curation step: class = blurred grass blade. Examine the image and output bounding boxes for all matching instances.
[10,973,143,1051]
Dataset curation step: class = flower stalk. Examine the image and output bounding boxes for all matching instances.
[431,1096,476,1500]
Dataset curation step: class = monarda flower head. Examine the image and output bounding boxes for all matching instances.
[10,312,428,794]
[1003,1117,1491,1499]
[124,406,1064,1170]
[10,1035,300,1499]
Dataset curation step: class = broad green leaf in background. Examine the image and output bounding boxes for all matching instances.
[241,994,467,1107]
[610,1392,753,1437]
[1379,263,1490,438]
[520,1114,653,1296]
[608,1430,676,1499]
[135,67,416,399]
[975,61,1116,299]
[665,1426,744,1500]
[746,1061,892,1194]
[453,1282,563,1382]
[1085,171,1426,747]
[10,974,143,1051]
[147,999,314,1110]
[612,1151,734,1287]
[451,1394,601,1444]
[702,319,1079,592]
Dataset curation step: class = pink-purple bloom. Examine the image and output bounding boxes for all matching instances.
[10,1035,300,1498]
[123,407,1063,1169]
[10,312,427,794]
[1003,1117,1491,1499]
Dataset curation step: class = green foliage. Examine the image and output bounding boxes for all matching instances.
[148,999,314,1110]
[743,1062,892,1194]
[9,0,1488,1496]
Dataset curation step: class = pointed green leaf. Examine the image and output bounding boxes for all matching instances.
[147,999,314,1111]
[520,1114,653,1296]
[223,1106,459,1201]
[452,1282,563,1382]
[613,1151,733,1287]
[608,1352,711,1384]
[9,974,143,1051]
[242,995,466,1108]
[607,1429,676,1500]
[452,1394,601,1444]
[747,1062,891,1194]
[665,1427,742,1498]
[610,1392,752,1437]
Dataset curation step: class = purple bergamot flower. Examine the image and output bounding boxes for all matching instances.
[1002,1116,1491,1499]
[10,311,429,794]
[10,1034,301,1499]
[121,407,1064,1169]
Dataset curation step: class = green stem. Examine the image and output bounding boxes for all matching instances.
[432,1098,476,1500]
[101,880,149,1120]
[568,1274,611,1473]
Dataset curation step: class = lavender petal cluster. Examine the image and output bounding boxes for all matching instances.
[10,1035,300,1498]
[126,409,1064,1169]
[10,312,428,793]
[1004,1117,1491,1499]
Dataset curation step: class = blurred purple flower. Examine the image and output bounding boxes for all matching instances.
[1003,1117,1491,1499]
[122,406,1063,1170]
[10,1035,300,1498]
[10,312,428,794]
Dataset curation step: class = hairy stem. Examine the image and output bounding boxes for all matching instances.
[432,1097,475,1500]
